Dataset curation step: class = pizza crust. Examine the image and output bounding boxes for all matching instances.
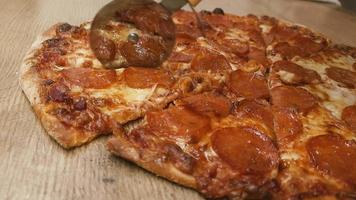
[107,133,197,189]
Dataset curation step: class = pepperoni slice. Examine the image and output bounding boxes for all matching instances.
[228,70,270,99]
[274,42,308,59]
[211,127,279,175]
[268,25,300,43]
[123,67,174,89]
[177,93,232,117]
[62,67,117,89]
[146,107,211,143]
[201,13,234,28]
[214,35,249,56]
[234,100,274,132]
[176,24,201,40]
[191,51,231,72]
[271,86,318,113]
[326,67,356,89]
[272,107,303,146]
[248,47,268,66]
[342,105,356,131]
[274,60,321,85]
[293,36,325,55]
[247,30,265,48]
[306,134,356,186]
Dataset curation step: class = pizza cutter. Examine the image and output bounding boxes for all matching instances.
[90,0,202,69]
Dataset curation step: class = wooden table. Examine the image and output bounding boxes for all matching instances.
[0,0,355,199]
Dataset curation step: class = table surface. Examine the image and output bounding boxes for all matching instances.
[0,0,355,199]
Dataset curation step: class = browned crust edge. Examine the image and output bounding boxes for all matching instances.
[107,134,198,190]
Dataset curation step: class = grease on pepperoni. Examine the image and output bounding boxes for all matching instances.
[228,70,269,99]
[325,67,356,89]
[191,51,231,72]
[272,107,303,147]
[271,86,318,113]
[62,68,117,89]
[234,100,274,132]
[123,67,174,89]
[177,93,232,117]
[306,134,356,186]
[146,107,210,143]
[274,60,321,85]
[211,127,279,176]
[342,105,356,131]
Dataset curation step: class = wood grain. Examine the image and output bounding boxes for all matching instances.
[0,0,355,199]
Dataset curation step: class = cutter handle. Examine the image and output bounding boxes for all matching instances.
[160,0,201,11]
[187,0,201,6]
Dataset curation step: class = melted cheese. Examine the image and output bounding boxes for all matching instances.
[304,84,356,118]
[277,70,296,83]
[89,86,153,103]
[293,54,356,119]
[280,151,301,161]
[259,24,272,34]
[225,28,249,42]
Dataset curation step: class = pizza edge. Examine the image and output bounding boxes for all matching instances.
[107,132,198,190]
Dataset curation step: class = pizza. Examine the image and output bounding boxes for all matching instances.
[20,7,356,200]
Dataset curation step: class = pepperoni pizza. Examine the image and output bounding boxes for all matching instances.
[20,9,355,199]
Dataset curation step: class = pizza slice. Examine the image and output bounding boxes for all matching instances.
[264,26,356,198]
[20,23,179,148]
[269,85,356,199]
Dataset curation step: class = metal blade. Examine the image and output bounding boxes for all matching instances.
[160,0,187,11]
